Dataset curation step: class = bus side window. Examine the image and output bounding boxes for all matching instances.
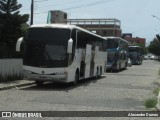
[71,29,77,60]
[102,40,107,51]
[77,30,92,49]
[77,30,84,48]
[71,29,76,48]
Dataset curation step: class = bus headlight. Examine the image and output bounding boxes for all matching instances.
[55,71,68,78]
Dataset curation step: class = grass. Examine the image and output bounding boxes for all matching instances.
[153,88,160,96]
[144,97,158,108]
[159,68,160,75]
[144,87,160,109]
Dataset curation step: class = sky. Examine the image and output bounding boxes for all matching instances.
[17,0,160,45]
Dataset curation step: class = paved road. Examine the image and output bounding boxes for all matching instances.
[0,60,160,119]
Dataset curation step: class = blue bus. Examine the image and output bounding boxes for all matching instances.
[105,37,129,72]
[129,46,143,65]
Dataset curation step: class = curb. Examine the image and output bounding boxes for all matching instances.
[0,81,35,91]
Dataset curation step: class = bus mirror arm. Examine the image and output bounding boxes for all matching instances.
[67,38,73,53]
[16,37,24,52]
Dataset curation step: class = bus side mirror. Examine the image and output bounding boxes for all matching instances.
[67,38,73,53]
[16,37,24,52]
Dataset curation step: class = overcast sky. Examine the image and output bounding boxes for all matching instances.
[18,0,160,44]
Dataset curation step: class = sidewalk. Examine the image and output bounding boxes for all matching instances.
[0,80,35,91]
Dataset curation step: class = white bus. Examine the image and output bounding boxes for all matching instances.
[16,24,107,86]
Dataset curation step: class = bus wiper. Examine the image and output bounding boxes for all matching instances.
[44,46,52,61]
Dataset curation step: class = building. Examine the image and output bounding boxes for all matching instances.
[47,10,67,24]
[47,10,122,37]
[67,19,122,37]
[122,33,146,46]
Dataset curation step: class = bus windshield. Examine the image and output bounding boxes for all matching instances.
[129,47,139,53]
[107,39,119,49]
[26,28,71,42]
[23,28,71,68]
[107,50,116,62]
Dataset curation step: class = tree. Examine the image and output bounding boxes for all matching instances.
[0,0,22,14]
[0,0,29,58]
[148,37,160,57]
[130,43,148,55]
[21,23,29,35]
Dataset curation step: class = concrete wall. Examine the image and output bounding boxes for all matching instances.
[0,59,23,81]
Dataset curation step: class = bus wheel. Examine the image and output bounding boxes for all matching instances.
[99,66,102,77]
[96,67,99,78]
[73,73,79,85]
[138,61,141,65]
[139,60,142,65]
[35,81,43,86]
[125,62,128,68]
[116,64,120,72]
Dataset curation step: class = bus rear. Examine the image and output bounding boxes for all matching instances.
[129,46,143,65]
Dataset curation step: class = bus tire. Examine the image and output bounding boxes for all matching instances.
[73,72,79,85]
[138,61,141,65]
[100,66,102,77]
[116,64,120,72]
[125,62,128,68]
[96,67,100,78]
[140,61,142,65]
[35,81,43,86]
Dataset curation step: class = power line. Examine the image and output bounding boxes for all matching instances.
[37,0,86,10]
[62,0,113,10]
[35,0,115,14]
[20,0,86,11]
[35,0,48,2]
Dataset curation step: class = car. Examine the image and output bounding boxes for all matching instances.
[149,55,155,60]
[143,55,149,60]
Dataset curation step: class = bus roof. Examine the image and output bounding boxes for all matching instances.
[129,46,142,48]
[31,24,76,29]
[30,24,106,40]
[103,36,120,39]
[104,36,129,43]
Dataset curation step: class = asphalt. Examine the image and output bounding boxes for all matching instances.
[0,79,160,111]
[0,80,35,91]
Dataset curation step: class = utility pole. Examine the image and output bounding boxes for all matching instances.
[30,0,34,25]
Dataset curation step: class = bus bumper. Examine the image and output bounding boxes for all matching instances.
[24,74,68,83]
[106,63,113,70]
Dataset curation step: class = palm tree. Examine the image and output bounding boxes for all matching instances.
[0,0,29,58]
[0,0,22,14]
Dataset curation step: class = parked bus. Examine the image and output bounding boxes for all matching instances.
[128,46,143,65]
[16,24,107,86]
[104,37,129,72]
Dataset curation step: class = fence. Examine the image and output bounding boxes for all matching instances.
[0,59,23,81]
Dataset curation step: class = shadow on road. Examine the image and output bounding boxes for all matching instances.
[20,76,106,92]
[106,67,128,73]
